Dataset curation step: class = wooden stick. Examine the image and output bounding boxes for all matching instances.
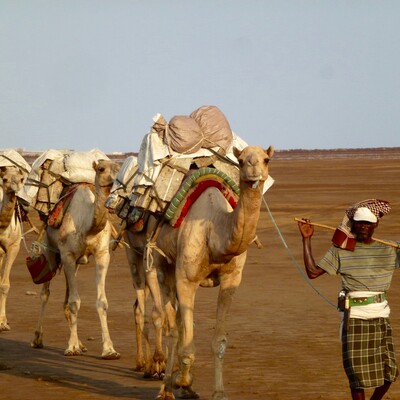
[294,217,400,249]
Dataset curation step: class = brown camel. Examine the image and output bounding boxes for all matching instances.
[0,165,29,331]
[107,157,167,378]
[31,159,121,359]
[149,145,274,400]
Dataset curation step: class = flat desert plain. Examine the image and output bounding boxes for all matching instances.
[1,148,400,400]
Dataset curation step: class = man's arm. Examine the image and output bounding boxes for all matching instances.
[298,221,326,279]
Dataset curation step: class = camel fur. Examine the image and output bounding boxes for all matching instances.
[150,145,274,400]
[30,159,121,359]
[0,166,27,331]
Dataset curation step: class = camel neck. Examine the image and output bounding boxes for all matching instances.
[226,181,264,255]
[91,184,111,233]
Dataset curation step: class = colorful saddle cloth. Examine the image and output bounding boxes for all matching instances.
[164,167,240,228]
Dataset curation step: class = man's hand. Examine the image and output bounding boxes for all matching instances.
[298,219,314,239]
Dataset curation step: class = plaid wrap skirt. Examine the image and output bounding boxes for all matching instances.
[342,317,399,389]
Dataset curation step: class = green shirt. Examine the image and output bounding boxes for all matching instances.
[318,241,400,292]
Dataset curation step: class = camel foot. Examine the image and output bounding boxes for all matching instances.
[31,331,43,348]
[156,391,175,400]
[143,371,164,380]
[172,370,194,389]
[64,348,84,356]
[178,387,199,399]
[152,360,166,379]
[31,340,44,349]
[0,322,11,332]
[211,391,228,400]
[101,350,120,360]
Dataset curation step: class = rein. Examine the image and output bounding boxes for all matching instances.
[256,183,337,309]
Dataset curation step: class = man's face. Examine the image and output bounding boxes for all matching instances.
[352,220,377,243]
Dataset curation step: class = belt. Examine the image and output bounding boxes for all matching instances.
[348,293,386,307]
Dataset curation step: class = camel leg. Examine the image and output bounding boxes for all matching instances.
[133,296,146,371]
[126,240,150,373]
[94,250,120,360]
[62,253,85,356]
[211,265,243,400]
[155,280,178,400]
[171,278,198,398]
[31,280,50,348]
[0,239,20,331]
[146,263,167,379]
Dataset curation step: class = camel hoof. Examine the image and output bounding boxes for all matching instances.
[0,323,11,332]
[64,348,83,356]
[150,371,164,380]
[101,351,120,360]
[156,392,175,400]
[30,340,44,349]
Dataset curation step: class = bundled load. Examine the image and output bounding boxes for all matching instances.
[0,149,31,172]
[155,105,233,154]
[18,148,109,217]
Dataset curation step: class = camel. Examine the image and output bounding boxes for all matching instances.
[0,166,28,331]
[148,145,274,400]
[31,159,121,359]
[107,157,168,378]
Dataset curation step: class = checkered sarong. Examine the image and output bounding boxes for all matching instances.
[342,317,399,389]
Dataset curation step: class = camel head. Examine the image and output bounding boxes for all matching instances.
[0,166,26,195]
[92,160,120,190]
[233,145,274,185]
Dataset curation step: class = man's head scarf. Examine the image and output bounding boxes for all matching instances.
[332,199,391,250]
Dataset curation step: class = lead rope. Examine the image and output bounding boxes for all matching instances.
[257,184,336,309]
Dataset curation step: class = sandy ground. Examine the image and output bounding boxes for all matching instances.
[1,148,400,400]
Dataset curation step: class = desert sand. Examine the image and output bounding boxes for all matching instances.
[1,148,400,400]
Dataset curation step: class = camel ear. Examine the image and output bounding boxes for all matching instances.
[92,161,98,170]
[265,145,274,158]
[233,147,241,159]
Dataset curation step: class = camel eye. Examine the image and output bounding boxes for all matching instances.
[98,167,105,173]
[264,158,270,164]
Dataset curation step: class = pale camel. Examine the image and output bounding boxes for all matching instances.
[0,166,27,331]
[31,159,121,359]
[149,145,274,400]
[107,158,167,378]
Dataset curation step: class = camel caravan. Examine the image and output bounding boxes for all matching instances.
[1,104,274,400]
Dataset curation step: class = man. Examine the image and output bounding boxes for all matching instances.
[298,199,400,400]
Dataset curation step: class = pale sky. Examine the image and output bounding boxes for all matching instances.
[1,0,399,153]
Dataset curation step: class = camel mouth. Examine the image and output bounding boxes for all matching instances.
[246,174,265,182]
